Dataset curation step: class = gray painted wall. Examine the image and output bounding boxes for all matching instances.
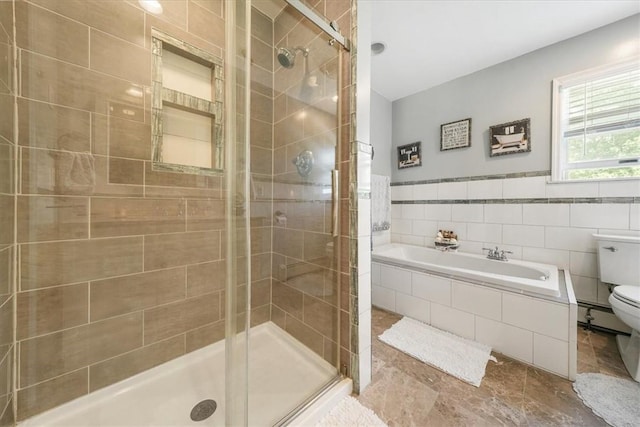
[391,14,640,182]
[370,90,393,177]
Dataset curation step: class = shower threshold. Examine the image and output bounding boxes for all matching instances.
[20,322,340,426]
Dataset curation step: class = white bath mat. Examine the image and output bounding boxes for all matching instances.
[573,373,640,427]
[315,396,387,427]
[379,317,495,387]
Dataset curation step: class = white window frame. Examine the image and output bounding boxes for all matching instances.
[551,57,640,182]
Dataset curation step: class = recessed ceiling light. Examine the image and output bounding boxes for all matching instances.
[371,42,386,55]
[138,0,163,15]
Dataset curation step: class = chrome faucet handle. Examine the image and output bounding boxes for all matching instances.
[482,247,496,258]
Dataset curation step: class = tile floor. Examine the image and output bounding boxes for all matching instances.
[358,307,631,426]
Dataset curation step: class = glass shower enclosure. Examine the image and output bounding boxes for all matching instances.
[0,0,351,425]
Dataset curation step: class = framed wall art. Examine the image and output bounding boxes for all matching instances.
[489,118,531,157]
[397,141,421,169]
[440,118,471,151]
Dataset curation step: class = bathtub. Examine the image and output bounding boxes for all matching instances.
[372,243,577,379]
[373,243,560,297]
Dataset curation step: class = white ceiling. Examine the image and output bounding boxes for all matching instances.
[371,1,640,101]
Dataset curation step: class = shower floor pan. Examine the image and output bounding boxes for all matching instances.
[21,322,338,426]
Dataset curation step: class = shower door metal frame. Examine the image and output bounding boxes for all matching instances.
[284,0,351,50]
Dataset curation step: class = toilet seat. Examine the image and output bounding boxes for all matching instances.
[612,286,640,309]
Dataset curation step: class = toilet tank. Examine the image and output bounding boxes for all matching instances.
[593,234,640,287]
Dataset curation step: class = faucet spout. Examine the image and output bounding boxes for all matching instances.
[483,246,512,261]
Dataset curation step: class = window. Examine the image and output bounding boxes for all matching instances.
[151,29,224,174]
[552,58,640,181]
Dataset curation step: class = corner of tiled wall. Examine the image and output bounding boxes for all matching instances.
[0,0,16,424]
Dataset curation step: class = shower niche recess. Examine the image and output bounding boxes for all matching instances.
[151,29,224,174]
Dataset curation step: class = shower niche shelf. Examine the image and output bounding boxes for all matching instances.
[151,29,224,175]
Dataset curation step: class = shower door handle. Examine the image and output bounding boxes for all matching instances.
[332,169,339,237]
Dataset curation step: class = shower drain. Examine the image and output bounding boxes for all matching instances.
[190,399,217,422]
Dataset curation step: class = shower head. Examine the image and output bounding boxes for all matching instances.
[276,46,308,69]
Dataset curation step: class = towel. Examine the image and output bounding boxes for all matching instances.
[372,174,391,231]
[57,151,96,193]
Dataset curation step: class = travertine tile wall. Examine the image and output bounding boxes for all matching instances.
[14,0,227,420]
[0,0,15,425]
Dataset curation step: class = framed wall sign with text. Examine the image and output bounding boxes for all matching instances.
[440,118,471,151]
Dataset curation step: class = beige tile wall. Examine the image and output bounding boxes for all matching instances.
[14,0,228,420]
[249,6,274,330]
[0,0,15,424]
[9,0,357,422]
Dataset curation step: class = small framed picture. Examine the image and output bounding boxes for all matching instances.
[440,118,471,151]
[489,118,531,157]
[397,141,421,169]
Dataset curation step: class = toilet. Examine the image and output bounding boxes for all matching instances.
[594,234,640,382]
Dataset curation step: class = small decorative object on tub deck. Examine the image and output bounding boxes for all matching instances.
[435,229,459,251]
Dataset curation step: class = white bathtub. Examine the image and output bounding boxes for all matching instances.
[373,243,560,297]
[371,243,577,379]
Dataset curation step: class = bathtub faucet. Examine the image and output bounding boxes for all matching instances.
[482,246,513,261]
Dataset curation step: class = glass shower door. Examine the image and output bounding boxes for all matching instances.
[247,0,346,424]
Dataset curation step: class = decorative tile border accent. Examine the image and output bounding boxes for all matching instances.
[390,170,550,186]
[392,197,639,204]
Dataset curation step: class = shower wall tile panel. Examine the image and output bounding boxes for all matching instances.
[89,29,150,85]
[90,198,186,237]
[89,335,185,392]
[21,51,145,118]
[185,319,225,353]
[26,0,145,46]
[16,283,89,340]
[20,237,144,290]
[143,292,221,344]
[0,2,13,423]
[16,368,88,421]
[89,268,186,321]
[17,98,91,152]
[19,312,143,387]
[187,0,225,48]
[17,196,89,242]
[14,0,230,420]
[143,230,221,270]
[187,260,226,297]
[15,1,89,67]
[91,114,151,160]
